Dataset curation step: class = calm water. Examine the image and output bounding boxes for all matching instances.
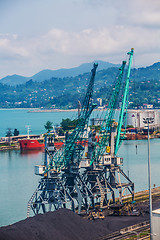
[0,109,116,137]
[0,109,78,137]
[0,109,160,227]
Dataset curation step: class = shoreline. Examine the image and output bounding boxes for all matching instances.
[0,107,160,113]
[27,108,106,113]
[0,108,104,112]
[28,108,79,113]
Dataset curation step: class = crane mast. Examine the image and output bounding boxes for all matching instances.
[27,49,135,217]
[62,63,98,169]
[81,48,134,208]
[115,48,134,155]
[44,63,98,173]
[27,64,98,216]
[89,60,126,166]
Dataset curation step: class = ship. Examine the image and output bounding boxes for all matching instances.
[18,126,45,151]
[18,126,87,151]
[19,138,45,150]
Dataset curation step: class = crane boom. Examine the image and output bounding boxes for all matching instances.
[115,48,134,155]
[90,60,126,166]
[90,48,134,166]
[45,63,98,173]
[63,63,98,168]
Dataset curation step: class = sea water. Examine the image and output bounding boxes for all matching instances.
[0,109,160,227]
[0,109,117,137]
[0,109,78,137]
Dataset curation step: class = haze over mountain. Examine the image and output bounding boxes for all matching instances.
[0,61,120,86]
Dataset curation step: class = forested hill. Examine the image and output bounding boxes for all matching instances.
[1,62,160,109]
[0,61,120,85]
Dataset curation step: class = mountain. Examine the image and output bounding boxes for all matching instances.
[0,74,29,86]
[1,61,160,109]
[0,61,120,86]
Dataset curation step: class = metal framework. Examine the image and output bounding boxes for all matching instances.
[27,49,135,217]
[27,174,74,217]
[27,63,98,216]
[81,49,135,207]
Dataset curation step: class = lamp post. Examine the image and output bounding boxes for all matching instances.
[143,117,154,240]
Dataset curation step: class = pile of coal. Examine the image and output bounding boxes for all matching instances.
[0,208,149,240]
[0,209,108,240]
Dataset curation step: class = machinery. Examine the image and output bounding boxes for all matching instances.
[27,63,98,216]
[27,49,135,217]
[88,209,104,220]
[80,48,134,209]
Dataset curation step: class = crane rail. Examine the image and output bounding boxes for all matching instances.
[96,220,150,240]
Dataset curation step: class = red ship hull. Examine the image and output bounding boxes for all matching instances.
[19,139,88,151]
[54,142,64,149]
[19,139,45,150]
[54,140,88,148]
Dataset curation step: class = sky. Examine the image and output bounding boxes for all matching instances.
[0,0,160,78]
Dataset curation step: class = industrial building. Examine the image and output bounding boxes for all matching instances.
[152,209,160,240]
[127,109,160,129]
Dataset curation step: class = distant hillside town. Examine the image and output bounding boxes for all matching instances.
[0,61,160,109]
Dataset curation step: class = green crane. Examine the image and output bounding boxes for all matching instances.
[89,60,126,166]
[45,63,98,173]
[62,63,98,169]
[90,48,134,166]
[115,48,134,155]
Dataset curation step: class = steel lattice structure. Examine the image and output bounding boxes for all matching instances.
[27,63,98,216]
[28,49,135,217]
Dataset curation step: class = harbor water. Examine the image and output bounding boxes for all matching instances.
[0,108,78,137]
[0,109,160,227]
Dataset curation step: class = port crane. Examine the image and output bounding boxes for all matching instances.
[27,49,135,217]
[50,63,98,172]
[80,48,134,209]
[27,63,98,216]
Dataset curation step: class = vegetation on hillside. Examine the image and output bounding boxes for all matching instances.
[1,62,160,109]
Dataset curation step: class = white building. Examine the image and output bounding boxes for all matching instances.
[152,209,160,240]
[127,110,160,128]
[90,118,103,126]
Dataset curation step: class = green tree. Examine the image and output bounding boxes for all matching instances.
[58,128,64,136]
[13,128,19,136]
[6,128,12,137]
[44,121,53,132]
[60,118,78,131]
[127,125,134,128]
[6,128,12,146]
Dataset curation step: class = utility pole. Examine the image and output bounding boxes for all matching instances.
[143,117,154,240]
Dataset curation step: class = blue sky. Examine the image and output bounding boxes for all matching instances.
[0,0,160,78]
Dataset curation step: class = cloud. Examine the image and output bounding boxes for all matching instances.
[83,0,160,28]
[38,26,160,59]
[114,0,160,28]
[0,34,29,59]
[1,0,160,78]
[0,23,160,77]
